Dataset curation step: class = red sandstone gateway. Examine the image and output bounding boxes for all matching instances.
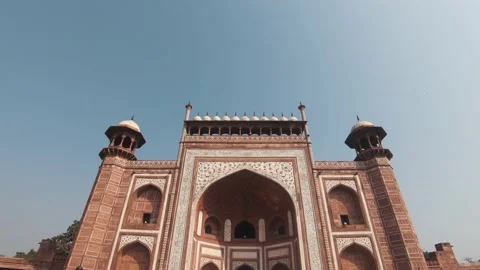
[3,104,474,269]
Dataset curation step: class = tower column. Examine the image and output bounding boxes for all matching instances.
[367,159,427,269]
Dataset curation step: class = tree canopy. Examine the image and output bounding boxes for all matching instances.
[14,220,80,260]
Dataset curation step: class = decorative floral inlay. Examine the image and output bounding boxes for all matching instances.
[119,235,154,252]
[195,162,295,199]
[268,258,291,269]
[232,261,258,270]
[336,237,373,254]
[168,149,322,270]
[200,257,221,269]
[325,180,357,193]
[134,178,166,191]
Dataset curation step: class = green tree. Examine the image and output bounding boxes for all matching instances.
[14,220,80,258]
[14,249,37,261]
[50,220,80,255]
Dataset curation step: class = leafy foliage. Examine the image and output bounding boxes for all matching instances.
[14,249,37,261]
[50,220,80,255]
[422,250,431,260]
[14,220,80,258]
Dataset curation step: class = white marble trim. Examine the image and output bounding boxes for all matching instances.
[168,149,322,270]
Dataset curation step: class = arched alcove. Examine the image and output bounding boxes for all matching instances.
[272,263,289,270]
[197,170,297,243]
[237,265,255,270]
[127,185,162,226]
[268,216,287,239]
[204,216,221,237]
[340,244,376,270]
[122,136,132,148]
[115,243,150,270]
[201,262,220,270]
[234,220,256,239]
[328,185,365,228]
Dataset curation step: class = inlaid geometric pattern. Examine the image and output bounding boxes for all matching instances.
[195,162,296,199]
[325,180,357,193]
[336,237,373,254]
[232,261,258,270]
[200,257,222,269]
[134,178,166,191]
[118,235,154,252]
[268,258,291,269]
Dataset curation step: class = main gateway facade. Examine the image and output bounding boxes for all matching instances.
[66,104,429,270]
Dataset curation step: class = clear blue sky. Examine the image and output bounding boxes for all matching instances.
[0,1,479,260]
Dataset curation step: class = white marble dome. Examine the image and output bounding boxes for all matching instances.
[212,114,221,120]
[241,115,250,121]
[118,120,141,132]
[222,115,231,120]
[290,116,298,121]
[193,114,202,121]
[251,115,259,121]
[351,120,374,132]
[270,116,279,121]
[202,114,211,120]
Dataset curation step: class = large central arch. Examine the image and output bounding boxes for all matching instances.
[169,149,323,270]
[193,169,301,269]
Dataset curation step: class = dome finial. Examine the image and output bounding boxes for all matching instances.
[131,114,135,121]
[357,115,360,121]
[253,112,256,116]
[216,112,219,116]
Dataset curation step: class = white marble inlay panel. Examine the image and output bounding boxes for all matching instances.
[134,178,166,191]
[201,247,222,257]
[168,149,322,270]
[336,237,373,254]
[224,219,232,242]
[325,180,357,193]
[118,235,154,252]
[268,258,291,269]
[267,247,289,258]
[232,251,257,259]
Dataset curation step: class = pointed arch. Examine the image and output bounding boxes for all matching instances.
[193,163,297,206]
[339,243,376,270]
[201,262,220,270]
[127,185,162,226]
[271,262,289,270]
[234,220,256,239]
[236,264,255,270]
[268,216,287,239]
[115,242,150,270]
[204,216,221,237]
[328,185,365,227]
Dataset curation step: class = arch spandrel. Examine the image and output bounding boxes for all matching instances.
[194,162,297,207]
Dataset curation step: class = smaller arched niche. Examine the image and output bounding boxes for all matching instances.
[204,216,222,237]
[268,216,287,239]
[234,220,256,239]
[340,244,376,270]
[127,185,162,227]
[237,264,255,270]
[328,185,365,228]
[115,243,150,270]
[201,262,220,270]
[272,263,289,270]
